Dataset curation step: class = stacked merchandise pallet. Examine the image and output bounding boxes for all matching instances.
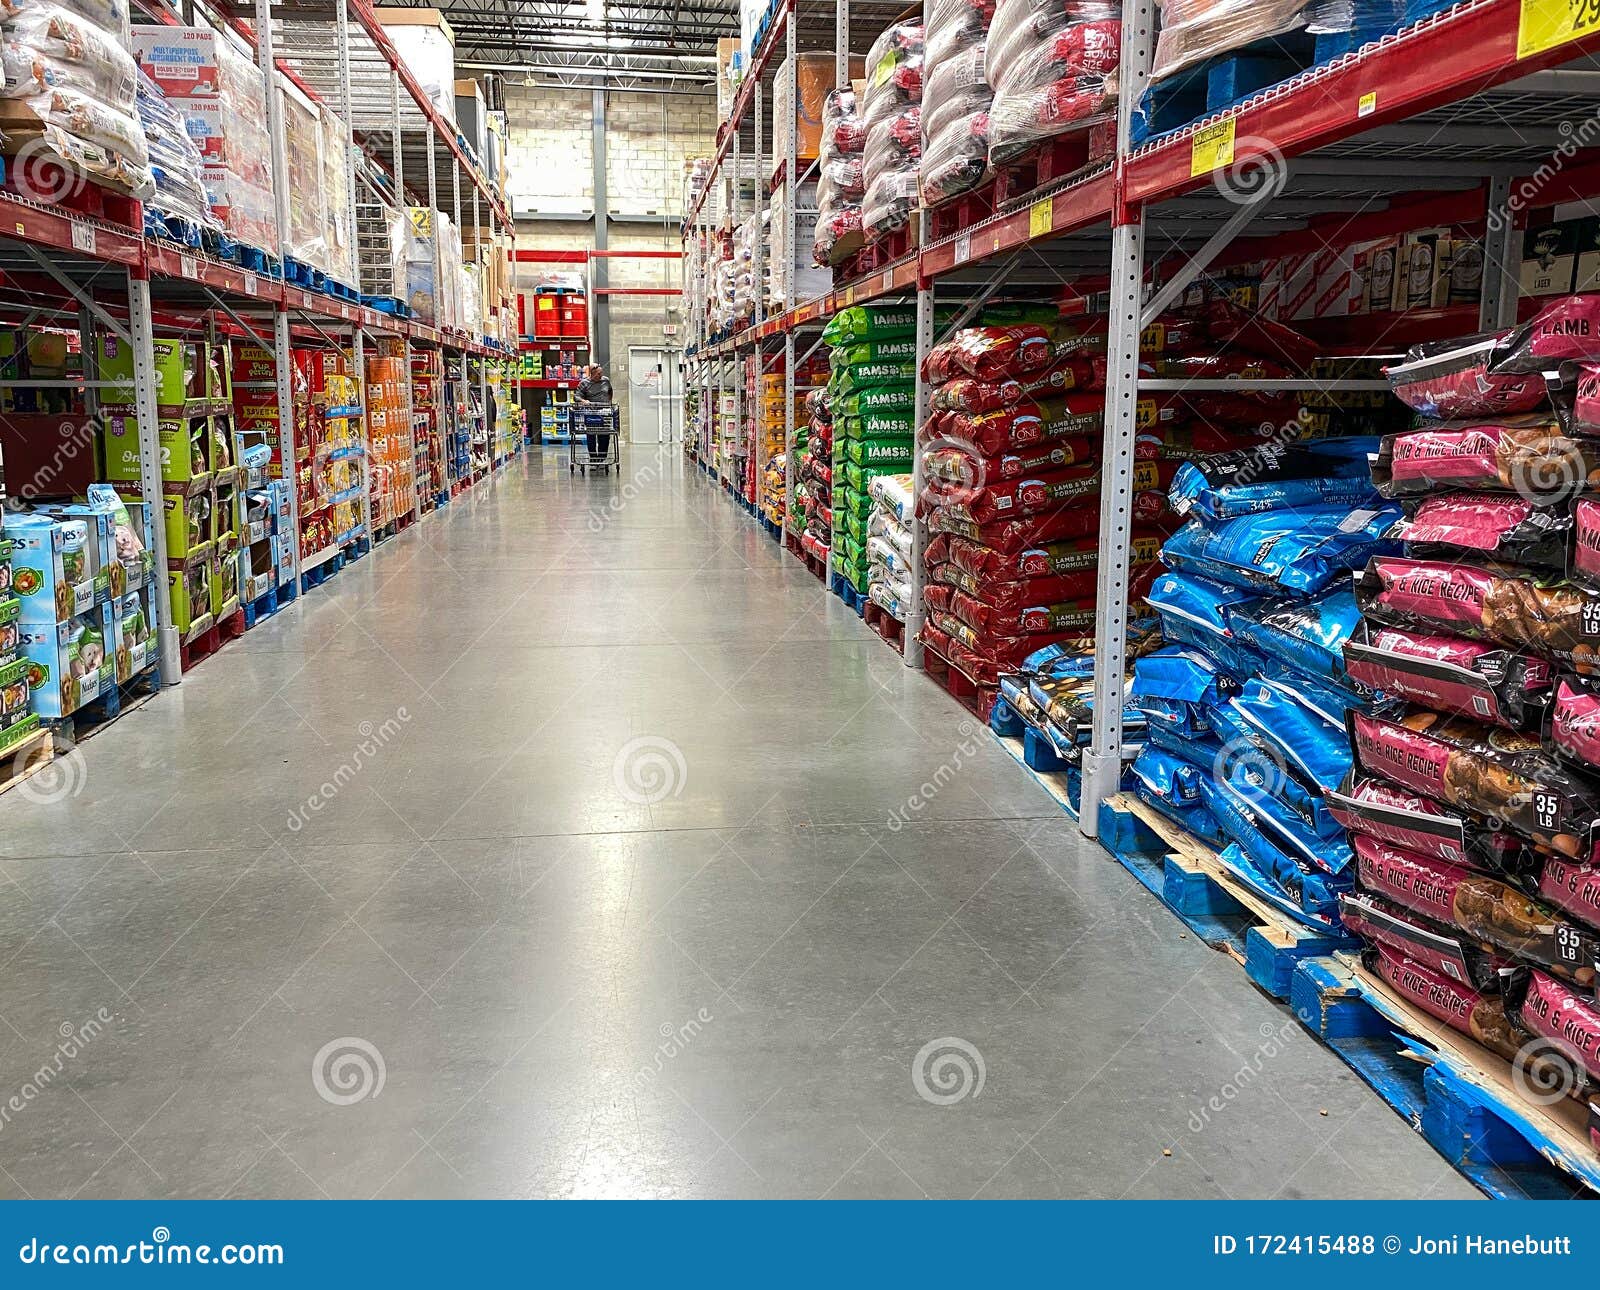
[366,342,415,532]
[410,351,445,509]
[857,22,923,256]
[864,473,914,640]
[917,321,1114,717]
[825,305,917,600]
[445,367,473,487]
[918,0,993,207]
[1328,300,1600,1115]
[793,391,829,566]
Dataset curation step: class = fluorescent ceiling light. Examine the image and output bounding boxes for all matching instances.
[586,0,604,24]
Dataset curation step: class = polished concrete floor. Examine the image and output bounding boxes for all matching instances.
[0,447,1477,1200]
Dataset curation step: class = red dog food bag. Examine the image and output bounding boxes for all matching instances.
[1367,945,1526,1061]
[1350,709,1600,863]
[1573,498,1600,587]
[1338,891,1511,992]
[1373,418,1597,500]
[1539,854,1600,934]
[1328,772,1539,874]
[1342,621,1551,730]
[1506,970,1600,1091]
[1551,675,1600,770]
[1387,333,1548,420]
[1493,294,1600,374]
[1392,492,1571,570]
[1353,834,1600,985]
[1556,360,1600,437]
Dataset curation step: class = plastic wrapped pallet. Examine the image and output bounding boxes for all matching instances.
[135,68,215,228]
[318,104,355,287]
[985,0,1120,167]
[921,0,995,205]
[814,87,866,266]
[2,1,152,197]
[406,206,438,322]
[376,6,455,124]
[279,83,329,270]
[1148,0,1308,84]
[859,20,924,241]
[132,25,274,246]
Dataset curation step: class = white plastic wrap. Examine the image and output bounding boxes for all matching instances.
[1149,0,1307,82]
[136,68,215,226]
[985,0,1119,166]
[0,3,151,195]
[1,0,128,44]
[859,20,923,240]
[814,87,866,267]
[318,105,355,286]
[921,0,994,205]
[280,85,328,269]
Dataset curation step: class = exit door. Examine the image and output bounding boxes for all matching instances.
[627,347,680,444]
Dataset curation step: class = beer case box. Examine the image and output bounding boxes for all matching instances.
[1522,218,1580,297]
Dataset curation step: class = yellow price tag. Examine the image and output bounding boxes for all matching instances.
[1028,198,1052,239]
[1357,91,1376,118]
[1189,118,1236,176]
[1518,0,1600,57]
[872,53,895,87]
[1135,398,1156,429]
[1140,323,1166,352]
[843,286,855,306]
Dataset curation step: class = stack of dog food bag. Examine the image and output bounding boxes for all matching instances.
[813,89,865,268]
[793,390,832,563]
[826,305,918,596]
[1326,298,1600,1104]
[920,0,995,205]
[865,473,916,625]
[859,20,924,244]
[985,0,1120,167]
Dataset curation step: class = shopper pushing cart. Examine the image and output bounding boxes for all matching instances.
[571,363,619,476]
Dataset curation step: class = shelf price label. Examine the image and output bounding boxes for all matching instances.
[70,221,96,255]
[180,254,197,279]
[242,270,258,295]
[954,232,971,264]
[1189,118,1236,176]
[1519,0,1600,57]
[880,269,893,293]
[1357,91,1377,118]
[1028,198,1052,239]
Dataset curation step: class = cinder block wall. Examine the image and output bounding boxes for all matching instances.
[504,86,718,440]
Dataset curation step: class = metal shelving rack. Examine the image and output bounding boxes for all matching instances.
[0,0,517,702]
[680,0,1600,836]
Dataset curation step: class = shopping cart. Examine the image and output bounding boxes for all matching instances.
[570,403,620,476]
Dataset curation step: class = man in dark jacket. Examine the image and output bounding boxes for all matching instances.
[576,363,615,465]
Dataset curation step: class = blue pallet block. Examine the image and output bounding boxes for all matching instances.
[1095,796,1357,989]
[1021,725,1067,773]
[1291,957,1598,1199]
[988,697,1026,739]
[828,572,866,616]
[242,584,293,629]
[363,294,412,317]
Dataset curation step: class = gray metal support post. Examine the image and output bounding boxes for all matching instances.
[753,81,765,324]
[783,331,795,534]
[127,276,181,685]
[273,309,304,592]
[906,250,931,669]
[335,0,359,292]
[1481,174,1523,331]
[592,89,609,372]
[784,19,797,313]
[1081,0,1154,837]
[836,0,850,86]
[392,71,405,199]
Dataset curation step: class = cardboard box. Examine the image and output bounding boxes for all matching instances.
[20,606,112,718]
[1522,219,1579,298]
[168,547,214,638]
[375,8,456,124]
[112,586,156,683]
[130,27,240,98]
[7,514,97,623]
[0,597,22,668]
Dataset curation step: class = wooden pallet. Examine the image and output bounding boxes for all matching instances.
[0,726,54,797]
[1293,956,1599,1199]
[1097,793,1357,997]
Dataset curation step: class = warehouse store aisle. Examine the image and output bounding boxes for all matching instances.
[0,449,1475,1200]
